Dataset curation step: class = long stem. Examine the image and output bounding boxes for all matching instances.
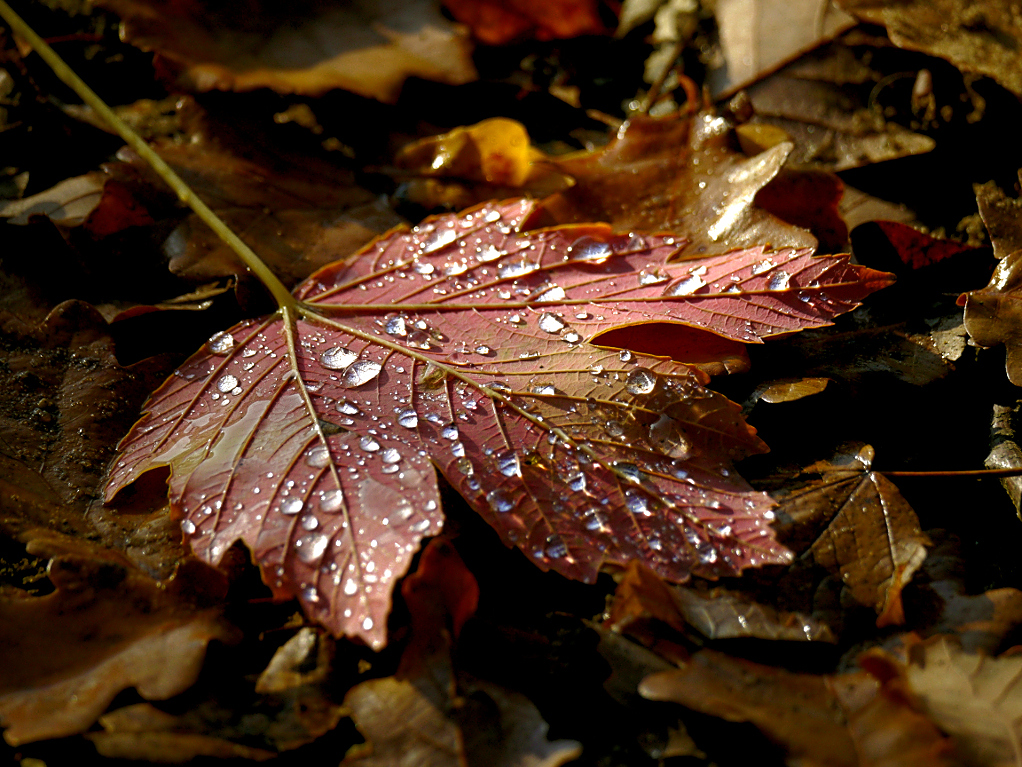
[882,467,1022,479]
[0,0,296,311]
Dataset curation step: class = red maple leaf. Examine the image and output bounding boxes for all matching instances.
[106,199,893,648]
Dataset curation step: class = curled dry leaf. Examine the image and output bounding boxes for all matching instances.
[344,538,581,767]
[606,560,836,644]
[95,0,477,102]
[443,0,607,44]
[838,0,1022,98]
[540,109,819,257]
[640,649,956,767]
[773,444,929,626]
[0,532,236,746]
[105,199,892,648]
[959,171,1022,385]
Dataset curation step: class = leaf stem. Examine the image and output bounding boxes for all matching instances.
[881,467,1022,479]
[0,0,296,312]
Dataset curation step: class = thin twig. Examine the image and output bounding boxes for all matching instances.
[881,467,1022,479]
[0,0,296,311]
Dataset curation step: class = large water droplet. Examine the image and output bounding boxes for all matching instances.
[474,345,492,355]
[385,316,407,336]
[337,400,360,415]
[414,261,435,275]
[422,226,457,253]
[531,383,556,395]
[362,616,374,631]
[768,270,790,290]
[582,507,608,531]
[498,259,537,278]
[625,490,650,516]
[303,586,319,603]
[298,533,329,563]
[207,331,235,355]
[486,489,514,513]
[320,489,344,512]
[359,436,380,452]
[441,424,459,441]
[567,473,586,492]
[538,312,566,333]
[563,331,581,344]
[321,346,358,370]
[669,274,705,295]
[217,374,239,393]
[306,445,331,468]
[618,350,633,362]
[343,578,358,595]
[281,497,304,515]
[614,462,643,483]
[495,450,521,477]
[568,236,612,262]
[625,367,657,395]
[344,360,383,387]
[302,516,319,531]
[545,534,568,558]
[398,409,419,428]
[478,244,504,262]
[535,285,566,301]
[382,447,401,463]
[180,519,196,534]
[752,259,775,275]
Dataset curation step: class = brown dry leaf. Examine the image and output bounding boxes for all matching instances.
[95,0,477,102]
[443,0,607,44]
[87,704,276,762]
[541,109,818,257]
[706,0,858,97]
[773,444,930,626]
[0,532,236,746]
[606,560,836,644]
[752,376,831,404]
[104,96,403,286]
[838,0,1022,98]
[0,300,183,576]
[987,404,1022,518]
[394,117,573,210]
[900,636,1022,767]
[840,186,920,232]
[959,171,1022,385]
[745,72,935,171]
[639,649,956,767]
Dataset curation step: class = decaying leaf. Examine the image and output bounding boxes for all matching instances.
[706,0,857,97]
[640,649,957,767]
[95,0,477,102]
[0,300,184,576]
[540,109,820,256]
[105,198,892,648]
[959,171,1022,385]
[838,0,1022,98]
[773,444,929,625]
[898,635,1022,767]
[987,404,1022,518]
[0,532,236,746]
[443,0,607,44]
[344,538,581,767]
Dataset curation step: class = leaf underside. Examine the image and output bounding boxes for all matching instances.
[106,199,892,648]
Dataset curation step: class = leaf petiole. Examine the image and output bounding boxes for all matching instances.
[0,0,297,312]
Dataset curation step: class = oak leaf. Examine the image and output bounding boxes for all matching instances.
[106,199,892,648]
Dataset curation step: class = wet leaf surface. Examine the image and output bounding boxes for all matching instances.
[0,532,236,746]
[106,198,890,648]
[94,0,478,102]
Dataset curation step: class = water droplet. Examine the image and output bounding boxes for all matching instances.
[398,409,419,428]
[496,450,521,477]
[563,331,581,344]
[306,445,331,468]
[217,374,239,392]
[589,364,604,374]
[545,534,568,558]
[451,442,466,457]
[475,345,492,355]
[638,269,669,286]
[535,285,566,301]
[567,473,586,492]
[381,464,400,474]
[669,274,705,295]
[752,259,775,275]
[344,360,383,387]
[337,400,360,415]
[281,497,304,515]
[321,346,358,370]
[207,331,235,355]
[538,313,566,333]
[302,516,319,530]
[414,261,435,275]
[385,316,407,336]
[362,616,374,631]
[768,270,790,290]
[486,489,514,512]
[618,350,633,362]
[568,236,612,262]
[532,383,556,395]
[360,436,380,452]
[625,490,650,516]
[625,367,657,395]
[422,226,457,253]
[180,519,196,534]
[441,424,459,440]
[508,313,524,325]
[298,533,329,563]
[519,350,540,360]
[614,462,643,483]
[382,447,401,463]
[498,259,537,278]
[582,507,608,531]
[483,209,502,223]
[343,578,358,595]
[320,489,344,512]
[303,586,319,603]
[444,261,468,275]
[478,244,504,261]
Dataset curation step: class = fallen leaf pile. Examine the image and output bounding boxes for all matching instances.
[4,0,1022,764]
